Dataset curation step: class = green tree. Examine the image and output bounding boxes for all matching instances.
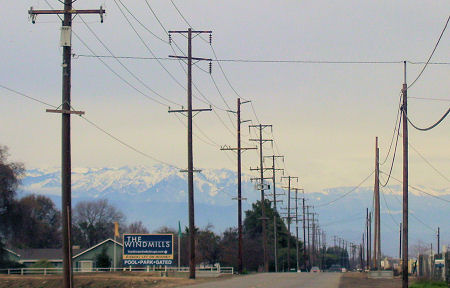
[0,145,24,239]
[13,195,61,248]
[96,247,111,268]
[243,200,304,272]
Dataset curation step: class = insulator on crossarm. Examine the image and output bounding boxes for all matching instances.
[209,33,212,45]
[209,62,212,74]
[169,34,172,45]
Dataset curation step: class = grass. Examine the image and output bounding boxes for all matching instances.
[409,280,449,288]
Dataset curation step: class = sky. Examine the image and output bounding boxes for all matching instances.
[1,1,449,196]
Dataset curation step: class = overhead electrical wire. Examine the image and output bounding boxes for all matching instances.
[406,108,450,131]
[381,172,450,204]
[380,110,402,187]
[315,170,375,208]
[408,15,450,89]
[382,183,436,232]
[408,142,450,183]
[409,97,450,102]
[0,84,180,169]
[78,16,181,106]
[380,93,402,166]
[73,54,450,65]
[72,30,170,107]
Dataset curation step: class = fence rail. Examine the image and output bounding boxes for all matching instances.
[0,266,234,276]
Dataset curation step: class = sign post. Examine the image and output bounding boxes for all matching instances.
[123,234,174,266]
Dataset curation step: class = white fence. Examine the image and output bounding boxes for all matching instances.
[1,266,234,276]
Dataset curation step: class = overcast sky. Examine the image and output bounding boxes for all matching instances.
[1,1,449,196]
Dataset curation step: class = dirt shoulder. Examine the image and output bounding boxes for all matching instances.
[339,272,402,288]
[0,273,233,288]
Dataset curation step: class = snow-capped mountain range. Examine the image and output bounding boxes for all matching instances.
[19,165,450,257]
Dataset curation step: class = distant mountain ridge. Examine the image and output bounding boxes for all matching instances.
[20,165,450,257]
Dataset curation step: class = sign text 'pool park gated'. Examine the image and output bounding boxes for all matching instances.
[123,234,174,266]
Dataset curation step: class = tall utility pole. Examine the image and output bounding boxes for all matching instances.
[249,124,273,272]
[28,4,105,288]
[374,136,381,270]
[312,213,316,267]
[369,212,372,269]
[294,188,303,272]
[399,222,402,259]
[302,197,307,270]
[362,233,365,269]
[221,98,256,274]
[306,205,313,270]
[401,61,409,288]
[168,28,213,279]
[437,227,440,255]
[366,208,370,270]
[282,176,298,271]
[264,155,284,272]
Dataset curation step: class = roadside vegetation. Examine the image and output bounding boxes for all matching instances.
[410,280,449,288]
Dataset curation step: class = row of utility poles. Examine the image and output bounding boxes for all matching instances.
[26,1,422,284]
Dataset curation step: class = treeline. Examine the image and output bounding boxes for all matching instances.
[0,145,147,252]
[1,144,348,271]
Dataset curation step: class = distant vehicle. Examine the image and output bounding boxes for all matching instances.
[341,268,347,273]
[310,266,321,273]
[328,264,342,272]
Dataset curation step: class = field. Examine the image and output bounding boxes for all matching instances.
[0,273,229,288]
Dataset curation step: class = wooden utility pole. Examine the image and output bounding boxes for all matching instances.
[302,197,307,270]
[306,205,312,270]
[249,124,273,272]
[374,136,381,270]
[399,222,402,259]
[401,61,409,288]
[366,208,370,270]
[282,176,298,271]
[362,233,365,269]
[28,4,104,288]
[220,98,256,274]
[437,227,440,255]
[369,212,372,269]
[264,155,284,272]
[168,28,212,279]
[294,188,303,272]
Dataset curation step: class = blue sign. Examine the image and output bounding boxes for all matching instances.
[123,234,173,265]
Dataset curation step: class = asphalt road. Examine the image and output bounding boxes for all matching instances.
[181,272,342,288]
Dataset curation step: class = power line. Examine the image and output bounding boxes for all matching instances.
[406,108,450,131]
[316,170,375,208]
[1,84,180,169]
[380,187,399,226]
[113,0,188,92]
[0,84,57,108]
[381,172,450,204]
[380,92,402,165]
[382,184,435,232]
[78,15,181,106]
[380,111,402,187]
[69,54,450,65]
[139,0,237,140]
[72,30,170,107]
[408,142,450,183]
[170,0,192,28]
[409,97,450,102]
[408,15,450,89]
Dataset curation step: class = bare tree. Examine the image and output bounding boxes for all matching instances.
[73,199,125,248]
[126,221,149,234]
